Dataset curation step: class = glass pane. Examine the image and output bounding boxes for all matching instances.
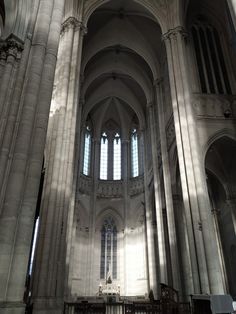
[83,132,91,175]
[113,136,121,180]
[29,217,40,275]
[131,130,139,177]
[100,218,117,280]
[100,135,108,180]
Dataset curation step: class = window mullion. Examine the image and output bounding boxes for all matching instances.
[108,137,113,180]
[196,27,211,93]
[203,27,219,93]
[210,28,227,94]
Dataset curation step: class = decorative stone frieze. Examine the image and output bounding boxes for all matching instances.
[61,17,87,35]
[193,94,236,119]
[79,175,145,198]
[97,180,123,198]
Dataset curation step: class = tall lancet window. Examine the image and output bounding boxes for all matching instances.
[113,133,121,180]
[100,132,108,180]
[83,126,92,176]
[191,20,232,94]
[131,128,139,177]
[100,217,117,280]
[99,124,122,180]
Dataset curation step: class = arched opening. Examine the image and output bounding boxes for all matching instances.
[205,136,236,298]
[186,0,236,94]
[76,0,163,298]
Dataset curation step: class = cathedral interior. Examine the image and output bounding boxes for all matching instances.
[0,0,236,313]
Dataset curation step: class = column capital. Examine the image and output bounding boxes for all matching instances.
[61,17,87,35]
[162,26,188,41]
[0,34,24,60]
[147,101,154,109]
[79,96,85,107]
[226,197,236,204]
[0,42,7,60]
[211,208,220,216]
[153,77,164,87]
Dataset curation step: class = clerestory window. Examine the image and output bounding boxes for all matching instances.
[100,132,108,180]
[113,133,121,180]
[191,20,231,94]
[99,131,121,180]
[83,126,92,176]
[131,129,139,177]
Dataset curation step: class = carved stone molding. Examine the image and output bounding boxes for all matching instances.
[193,94,236,119]
[153,77,163,87]
[61,17,87,35]
[78,174,145,197]
[97,180,123,198]
[198,221,203,231]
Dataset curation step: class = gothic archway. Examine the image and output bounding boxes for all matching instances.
[205,136,236,298]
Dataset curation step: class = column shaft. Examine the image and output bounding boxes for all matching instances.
[6,0,65,302]
[164,27,207,293]
[164,26,226,293]
[32,17,85,309]
[155,81,181,293]
[0,0,65,307]
[143,130,159,298]
[148,104,168,286]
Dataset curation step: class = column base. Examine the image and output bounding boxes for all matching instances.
[0,301,26,314]
[32,297,64,314]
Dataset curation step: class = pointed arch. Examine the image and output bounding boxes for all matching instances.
[203,129,236,160]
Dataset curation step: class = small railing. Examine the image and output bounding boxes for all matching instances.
[64,284,191,314]
[64,302,162,314]
[64,300,190,314]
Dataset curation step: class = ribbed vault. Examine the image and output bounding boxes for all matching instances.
[81,0,163,134]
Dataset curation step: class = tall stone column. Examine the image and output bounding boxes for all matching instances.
[0,36,23,120]
[122,138,130,296]
[163,26,227,294]
[0,36,23,192]
[154,80,181,294]
[147,102,168,287]
[0,0,65,313]
[173,194,194,299]
[87,137,100,296]
[31,16,85,313]
[226,198,236,234]
[143,128,159,299]
[227,0,236,30]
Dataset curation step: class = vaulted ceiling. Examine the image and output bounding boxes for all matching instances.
[81,0,163,136]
